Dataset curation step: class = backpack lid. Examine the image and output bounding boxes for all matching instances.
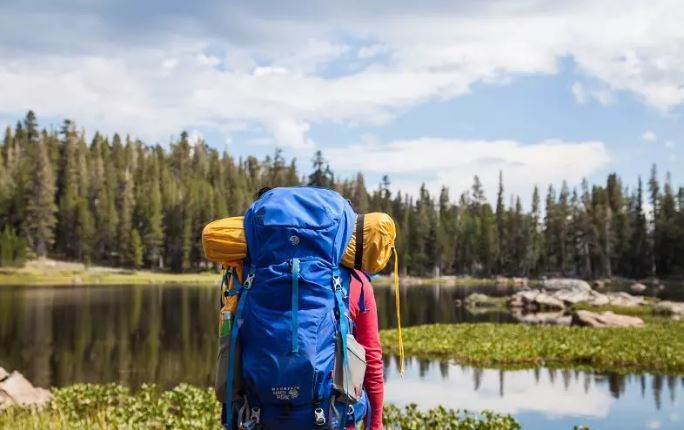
[243,186,356,267]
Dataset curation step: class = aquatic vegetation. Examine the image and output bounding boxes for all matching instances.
[0,383,521,430]
[383,404,521,430]
[380,322,684,374]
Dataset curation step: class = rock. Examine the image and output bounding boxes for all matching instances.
[509,290,564,310]
[508,290,539,308]
[606,292,647,307]
[593,280,606,289]
[512,311,571,326]
[571,310,644,328]
[0,367,8,382]
[553,289,604,306]
[0,371,52,409]
[464,293,502,308]
[654,301,684,316]
[533,293,565,310]
[542,278,592,292]
[630,283,647,293]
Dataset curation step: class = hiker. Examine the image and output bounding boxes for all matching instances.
[204,186,402,430]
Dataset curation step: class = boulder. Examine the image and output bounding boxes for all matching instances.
[0,367,8,382]
[542,278,592,292]
[630,283,647,293]
[533,293,565,310]
[512,311,571,326]
[654,301,684,316]
[509,290,564,310]
[0,371,52,409]
[571,310,644,328]
[464,293,502,308]
[606,292,647,307]
[553,289,604,306]
[593,280,606,289]
[509,290,539,308]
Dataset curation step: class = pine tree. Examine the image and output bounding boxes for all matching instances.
[626,178,650,278]
[308,150,334,188]
[526,186,543,276]
[495,171,507,273]
[351,173,369,213]
[23,133,57,257]
[648,164,660,276]
[129,228,144,269]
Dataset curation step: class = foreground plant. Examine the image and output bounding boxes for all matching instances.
[383,404,521,430]
[380,322,684,374]
[0,383,521,430]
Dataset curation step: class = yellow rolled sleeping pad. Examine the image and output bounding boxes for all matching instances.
[202,211,404,375]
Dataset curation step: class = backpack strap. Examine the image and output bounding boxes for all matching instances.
[349,270,367,313]
[353,214,365,270]
[331,267,349,429]
[291,258,300,353]
[224,264,256,430]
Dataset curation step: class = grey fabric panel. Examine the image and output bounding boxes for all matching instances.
[333,334,367,403]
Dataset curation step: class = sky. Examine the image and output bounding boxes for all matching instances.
[1,0,683,204]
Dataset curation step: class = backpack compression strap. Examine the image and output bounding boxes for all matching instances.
[224,265,256,430]
[332,267,350,428]
[291,258,300,353]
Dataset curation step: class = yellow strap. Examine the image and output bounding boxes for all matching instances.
[393,247,405,376]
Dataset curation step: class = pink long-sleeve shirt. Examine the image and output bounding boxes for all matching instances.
[347,270,384,430]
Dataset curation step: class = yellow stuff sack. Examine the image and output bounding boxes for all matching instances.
[202,212,396,274]
[341,212,396,274]
[202,216,247,263]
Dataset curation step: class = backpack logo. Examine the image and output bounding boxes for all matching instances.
[272,385,300,401]
[289,235,300,246]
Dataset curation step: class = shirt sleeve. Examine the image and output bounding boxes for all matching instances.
[348,270,384,430]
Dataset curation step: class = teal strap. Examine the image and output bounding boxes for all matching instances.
[291,258,300,353]
[332,268,349,428]
[224,265,255,430]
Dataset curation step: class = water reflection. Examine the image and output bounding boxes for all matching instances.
[1,284,683,429]
[384,357,684,430]
[374,284,517,328]
[0,283,520,388]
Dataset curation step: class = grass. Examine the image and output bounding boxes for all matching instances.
[380,321,684,375]
[0,383,521,430]
[0,262,219,286]
[570,303,660,317]
[372,274,535,287]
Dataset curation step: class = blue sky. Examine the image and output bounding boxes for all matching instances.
[1,0,683,203]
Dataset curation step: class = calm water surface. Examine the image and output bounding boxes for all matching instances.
[1,283,682,429]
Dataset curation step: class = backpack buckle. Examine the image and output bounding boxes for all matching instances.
[314,407,326,426]
[244,272,255,289]
[332,275,342,292]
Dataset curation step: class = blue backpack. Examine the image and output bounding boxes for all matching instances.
[222,186,371,430]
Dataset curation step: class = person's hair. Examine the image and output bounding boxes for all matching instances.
[255,186,273,200]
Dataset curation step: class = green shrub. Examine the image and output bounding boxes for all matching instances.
[0,383,521,430]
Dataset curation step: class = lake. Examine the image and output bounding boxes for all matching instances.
[1,282,682,429]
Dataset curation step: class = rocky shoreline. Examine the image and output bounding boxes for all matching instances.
[462,278,684,327]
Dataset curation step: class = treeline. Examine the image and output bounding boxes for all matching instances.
[1,111,683,278]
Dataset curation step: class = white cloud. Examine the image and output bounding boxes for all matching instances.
[1,0,684,148]
[572,82,615,105]
[357,44,388,59]
[642,131,658,142]
[327,137,610,201]
[640,131,676,151]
